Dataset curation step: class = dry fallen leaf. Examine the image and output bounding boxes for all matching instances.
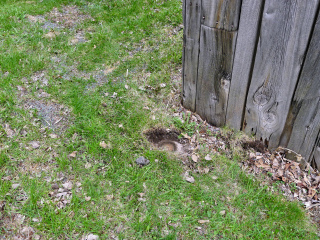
[100,141,108,148]
[198,220,210,224]
[203,168,210,174]
[29,141,40,149]
[62,182,72,190]
[85,196,91,201]
[205,154,212,161]
[219,210,226,216]
[4,124,15,138]
[211,176,218,180]
[85,163,92,169]
[49,133,58,139]
[191,154,198,163]
[68,151,77,158]
[181,133,191,140]
[185,176,195,183]
[44,31,59,39]
[12,184,20,189]
[106,194,113,200]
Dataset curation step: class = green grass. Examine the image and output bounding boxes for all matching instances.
[0,0,318,239]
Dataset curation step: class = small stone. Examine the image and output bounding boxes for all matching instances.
[204,154,212,161]
[211,176,218,180]
[135,156,150,166]
[138,198,146,202]
[32,218,40,222]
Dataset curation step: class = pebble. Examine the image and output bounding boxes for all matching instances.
[135,156,150,166]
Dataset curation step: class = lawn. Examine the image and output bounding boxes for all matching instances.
[0,0,318,239]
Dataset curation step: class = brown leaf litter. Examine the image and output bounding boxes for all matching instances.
[168,100,320,229]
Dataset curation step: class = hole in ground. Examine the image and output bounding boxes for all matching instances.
[144,128,188,153]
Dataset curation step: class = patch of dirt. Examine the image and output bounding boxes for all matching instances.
[70,30,87,45]
[47,5,94,29]
[242,140,267,153]
[24,100,72,132]
[0,210,39,240]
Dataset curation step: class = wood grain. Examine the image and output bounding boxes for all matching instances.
[182,0,202,111]
[201,0,242,31]
[196,25,237,126]
[280,13,320,162]
[226,0,264,130]
[243,0,319,149]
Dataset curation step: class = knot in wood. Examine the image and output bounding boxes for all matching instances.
[253,86,272,106]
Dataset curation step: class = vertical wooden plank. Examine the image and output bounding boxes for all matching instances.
[279,13,320,162]
[196,25,237,126]
[182,0,186,100]
[182,0,202,112]
[226,0,264,130]
[201,0,242,31]
[313,143,320,169]
[243,0,319,150]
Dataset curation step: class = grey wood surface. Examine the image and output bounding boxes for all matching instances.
[280,13,320,162]
[201,0,242,31]
[313,144,320,169]
[196,25,237,126]
[182,0,202,111]
[226,0,264,130]
[243,0,319,149]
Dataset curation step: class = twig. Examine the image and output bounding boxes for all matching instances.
[54,117,63,125]
[306,203,320,210]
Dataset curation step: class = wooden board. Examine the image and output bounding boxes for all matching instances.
[196,25,237,126]
[243,0,319,150]
[201,0,242,31]
[313,141,320,169]
[182,0,202,112]
[280,13,320,162]
[226,0,264,130]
